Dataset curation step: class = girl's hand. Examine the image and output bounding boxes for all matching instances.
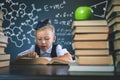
[26,52,39,58]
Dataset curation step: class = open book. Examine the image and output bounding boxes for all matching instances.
[13,57,71,65]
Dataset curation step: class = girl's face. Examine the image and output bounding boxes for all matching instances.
[35,29,56,51]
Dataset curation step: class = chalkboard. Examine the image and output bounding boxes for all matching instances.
[0,0,110,61]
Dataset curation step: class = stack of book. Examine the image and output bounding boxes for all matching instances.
[69,20,114,72]
[0,10,10,68]
[106,0,120,72]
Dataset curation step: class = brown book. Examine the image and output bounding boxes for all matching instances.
[0,31,4,35]
[113,23,120,32]
[0,54,10,61]
[72,26,109,34]
[0,19,3,27]
[73,33,108,41]
[114,39,120,50]
[74,49,109,56]
[0,47,5,53]
[115,31,120,40]
[0,42,7,48]
[0,26,3,31]
[107,0,120,12]
[13,57,71,65]
[115,51,120,64]
[106,6,120,20]
[116,55,120,64]
[108,16,120,27]
[0,10,3,20]
[116,54,120,61]
[72,20,107,29]
[0,60,10,68]
[76,55,113,65]
[72,41,109,49]
[0,35,8,43]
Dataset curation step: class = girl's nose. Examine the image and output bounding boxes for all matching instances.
[41,39,46,43]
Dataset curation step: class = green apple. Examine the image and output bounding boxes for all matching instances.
[75,6,93,20]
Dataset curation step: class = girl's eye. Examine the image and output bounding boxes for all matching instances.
[37,38,50,41]
[38,39,42,40]
[45,38,50,40]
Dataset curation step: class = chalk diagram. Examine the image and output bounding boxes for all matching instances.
[0,0,108,48]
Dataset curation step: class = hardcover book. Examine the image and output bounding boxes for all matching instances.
[72,20,107,29]
[72,26,109,34]
[72,41,109,49]
[74,49,109,56]
[68,62,114,72]
[73,33,108,41]
[75,55,113,65]
[13,57,71,65]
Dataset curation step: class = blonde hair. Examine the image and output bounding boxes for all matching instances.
[35,24,55,35]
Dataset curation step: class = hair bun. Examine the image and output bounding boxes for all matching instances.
[35,18,51,30]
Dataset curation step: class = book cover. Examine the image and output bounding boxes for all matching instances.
[75,55,113,65]
[73,33,108,41]
[0,47,5,54]
[0,42,7,48]
[68,62,114,72]
[0,35,8,43]
[72,20,107,29]
[13,57,71,65]
[113,23,120,32]
[74,49,109,56]
[0,54,10,61]
[107,0,120,12]
[0,19,3,27]
[108,16,120,27]
[0,10,3,20]
[0,60,10,68]
[114,31,120,40]
[114,39,120,50]
[72,26,109,34]
[106,6,120,20]
[72,41,109,49]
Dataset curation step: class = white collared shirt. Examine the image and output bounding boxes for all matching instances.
[18,44,70,57]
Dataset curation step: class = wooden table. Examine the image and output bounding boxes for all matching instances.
[0,64,120,80]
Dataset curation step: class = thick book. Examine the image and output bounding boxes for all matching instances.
[68,62,114,72]
[75,55,113,65]
[106,6,120,20]
[72,26,109,34]
[0,47,5,53]
[114,39,120,50]
[72,41,109,49]
[13,57,71,65]
[108,16,120,27]
[74,49,109,56]
[72,20,107,29]
[0,26,3,31]
[0,42,7,48]
[114,31,120,40]
[73,33,108,41]
[0,35,8,43]
[0,19,3,27]
[0,31,4,35]
[0,54,10,61]
[113,23,120,32]
[116,62,120,72]
[0,60,10,68]
[107,0,120,12]
[116,54,120,64]
[0,10,3,20]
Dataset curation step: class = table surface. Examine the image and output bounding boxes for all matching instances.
[0,64,120,80]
